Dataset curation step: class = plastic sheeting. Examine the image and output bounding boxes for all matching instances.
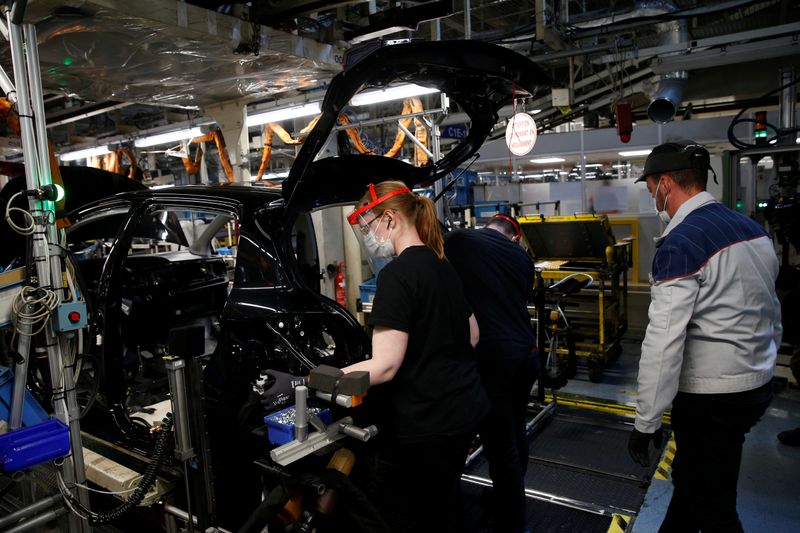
[3,0,343,108]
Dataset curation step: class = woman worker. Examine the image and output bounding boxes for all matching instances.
[343,180,489,532]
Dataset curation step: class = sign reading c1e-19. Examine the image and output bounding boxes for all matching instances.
[440,124,468,139]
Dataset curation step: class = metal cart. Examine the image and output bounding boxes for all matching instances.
[519,214,631,382]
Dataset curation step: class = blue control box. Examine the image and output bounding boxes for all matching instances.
[53,301,88,332]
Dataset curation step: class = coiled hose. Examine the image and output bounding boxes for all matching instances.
[90,415,174,525]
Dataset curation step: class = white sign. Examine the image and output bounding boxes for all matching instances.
[505,113,537,156]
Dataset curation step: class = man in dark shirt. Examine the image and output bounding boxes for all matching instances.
[444,214,538,533]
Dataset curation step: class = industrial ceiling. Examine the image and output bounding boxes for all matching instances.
[0,0,798,172]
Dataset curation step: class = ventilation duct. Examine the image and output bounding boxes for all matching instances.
[647,14,688,124]
[648,71,688,124]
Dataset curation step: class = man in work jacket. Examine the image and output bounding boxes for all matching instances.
[628,140,782,533]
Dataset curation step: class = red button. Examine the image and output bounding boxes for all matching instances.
[68,311,81,323]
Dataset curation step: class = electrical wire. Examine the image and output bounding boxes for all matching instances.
[4,190,35,235]
[56,416,174,525]
[11,285,59,337]
[727,76,800,150]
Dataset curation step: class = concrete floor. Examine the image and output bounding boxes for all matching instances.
[561,330,800,533]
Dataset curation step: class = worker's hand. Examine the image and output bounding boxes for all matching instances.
[627,427,663,467]
[259,370,306,411]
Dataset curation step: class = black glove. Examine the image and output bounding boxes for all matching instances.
[259,370,306,411]
[628,427,663,467]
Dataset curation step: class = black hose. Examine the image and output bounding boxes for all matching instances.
[87,415,174,525]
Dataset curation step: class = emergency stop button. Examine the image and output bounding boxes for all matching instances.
[54,302,87,332]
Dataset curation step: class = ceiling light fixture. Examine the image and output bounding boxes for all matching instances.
[134,127,206,148]
[350,83,439,106]
[619,149,652,157]
[59,145,112,161]
[246,102,322,128]
[530,157,565,163]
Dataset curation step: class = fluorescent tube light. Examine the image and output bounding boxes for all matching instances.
[350,83,439,106]
[618,149,652,157]
[530,157,565,163]
[150,184,175,190]
[59,145,112,161]
[135,127,205,148]
[246,102,321,128]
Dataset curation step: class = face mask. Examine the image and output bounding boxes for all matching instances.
[654,179,671,224]
[361,214,395,275]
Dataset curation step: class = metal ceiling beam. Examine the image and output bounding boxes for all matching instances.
[650,35,800,74]
[46,101,134,128]
[593,21,800,64]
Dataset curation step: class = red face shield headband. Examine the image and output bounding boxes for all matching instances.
[492,214,521,238]
[347,183,412,225]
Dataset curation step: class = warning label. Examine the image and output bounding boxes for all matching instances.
[505,113,538,156]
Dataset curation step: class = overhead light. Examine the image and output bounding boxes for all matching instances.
[350,83,439,106]
[150,184,175,190]
[246,102,321,128]
[59,145,112,161]
[530,157,565,163]
[619,149,652,157]
[135,127,205,148]
[585,163,604,168]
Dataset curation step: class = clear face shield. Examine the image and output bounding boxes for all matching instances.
[347,184,411,277]
[350,208,396,276]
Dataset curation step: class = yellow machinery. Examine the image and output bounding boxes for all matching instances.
[519,214,631,382]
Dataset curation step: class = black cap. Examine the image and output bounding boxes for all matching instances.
[635,140,712,183]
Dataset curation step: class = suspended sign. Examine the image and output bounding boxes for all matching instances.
[441,124,468,139]
[505,113,537,156]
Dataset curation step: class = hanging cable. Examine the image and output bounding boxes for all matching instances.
[727,76,800,150]
[4,190,36,235]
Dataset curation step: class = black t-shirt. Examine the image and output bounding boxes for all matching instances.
[367,246,490,441]
[444,228,536,349]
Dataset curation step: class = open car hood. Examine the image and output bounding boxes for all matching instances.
[282,40,549,213]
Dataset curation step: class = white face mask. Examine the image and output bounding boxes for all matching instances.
[363,222,395,257]
[654,179,671,224]
[361,214,395,275]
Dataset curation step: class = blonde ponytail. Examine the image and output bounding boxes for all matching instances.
[415,195,444,259]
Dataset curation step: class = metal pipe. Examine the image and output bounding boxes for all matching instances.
[294,386,308,442]
[779,68,796,138]
[647,71,687,124]
[0,66,14,100]
[461,473,636,517]
[23,24,50,191]
[465,400,555,467]
[396,120,434,159]
[165,357,193,460]
[0,495,62,529]
[163,504,234,533]
[3,506,67,533]
[463,0,471,40]
[332,108,446,132]
[9,301,33,429]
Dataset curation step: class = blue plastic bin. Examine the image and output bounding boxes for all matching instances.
[359,277,377,304]
[0,418,71,472]
[0,366,49,426]
[264,406,332,446]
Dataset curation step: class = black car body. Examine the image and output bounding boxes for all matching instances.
[63,40,548,529]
